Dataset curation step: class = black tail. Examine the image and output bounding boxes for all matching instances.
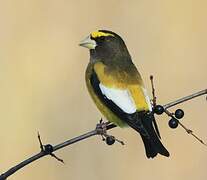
[125,112,169,158]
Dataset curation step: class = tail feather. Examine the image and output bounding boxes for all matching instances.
[141,112,169,158]
[126,111,169,158]
[140,135,157,158]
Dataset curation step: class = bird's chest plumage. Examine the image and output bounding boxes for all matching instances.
[85,62,128,127]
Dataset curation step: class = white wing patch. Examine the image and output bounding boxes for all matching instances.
[99,83,137,114]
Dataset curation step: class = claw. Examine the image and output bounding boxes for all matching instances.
[95,119,125,146]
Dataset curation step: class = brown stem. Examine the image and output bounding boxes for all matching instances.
[164,108,207,146]
[150,75,157,106]
[163,89,207,109]
[0,123,116,180]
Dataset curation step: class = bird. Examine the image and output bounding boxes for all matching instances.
[79,30,169,158]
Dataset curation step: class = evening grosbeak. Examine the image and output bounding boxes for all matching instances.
[80,30,169,158]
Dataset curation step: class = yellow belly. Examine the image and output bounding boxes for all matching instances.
[85,64,127,127]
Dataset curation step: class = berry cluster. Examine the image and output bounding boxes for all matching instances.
[154,105,184,129]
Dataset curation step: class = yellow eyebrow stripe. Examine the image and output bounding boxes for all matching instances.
[91,31,114,38]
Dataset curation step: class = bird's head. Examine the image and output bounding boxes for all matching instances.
[79,30,130,59]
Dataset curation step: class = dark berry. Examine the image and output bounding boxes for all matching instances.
[168,118,179,129]
[175,109,184,119]
[106,136,115,145]
[154,105,164,115]
[44,144,53,153]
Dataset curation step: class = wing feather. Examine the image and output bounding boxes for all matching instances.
[99,83,137,114]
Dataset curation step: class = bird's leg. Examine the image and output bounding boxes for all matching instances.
[95,118,125,145]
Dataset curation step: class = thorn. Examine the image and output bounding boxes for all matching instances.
[37,132,65,164]
[50,153,64,164]
[37,131,44,151]
[114,137,125,145]
[101,135,106,141]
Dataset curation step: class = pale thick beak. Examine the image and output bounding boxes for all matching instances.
[79,35,96,49]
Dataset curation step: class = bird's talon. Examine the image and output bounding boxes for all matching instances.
[96,120,108,135]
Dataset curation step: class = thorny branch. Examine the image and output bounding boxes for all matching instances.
[150,76,207,146]
[0,123,117,180]
[0,87,206,180]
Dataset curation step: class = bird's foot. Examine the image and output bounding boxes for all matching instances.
[96,118,109,135]
[96,119,125,146]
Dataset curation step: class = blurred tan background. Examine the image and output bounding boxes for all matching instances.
[0,0,206,180]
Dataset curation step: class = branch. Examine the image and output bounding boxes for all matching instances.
[0,123,116,180]
[150,76,207,146]
[163,89,207,109]
[0,89,206,180]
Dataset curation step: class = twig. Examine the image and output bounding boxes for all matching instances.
[163,89,207,109]
[0,122,116,180]
[164,109,207,146]
[38,133,64,163]
[163,88,207,146]
[0,89,206,180]
[149,76,207,146]
[150,75,157,106]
